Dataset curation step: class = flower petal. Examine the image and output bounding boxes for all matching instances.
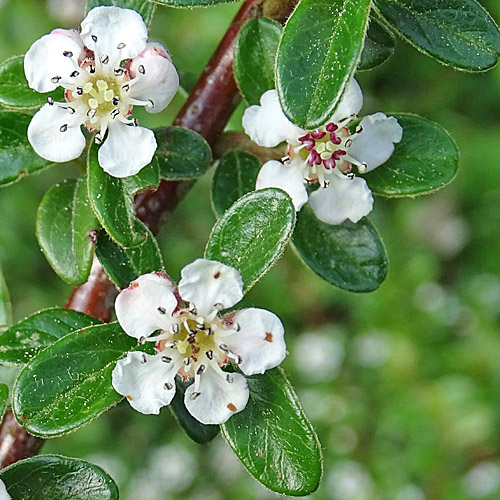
[256,160,308,211]
[331,78,363,122]
[80,6,148,64]
[178,259,244,317]
[225,308,286,376]
[98,122,157,177]
[308,170,374,225]
[0,479,10,500]
[27,103,86,162]
[112,351,178,414]
[128,42,179,114]
[24,31,85,92]
[242,89,303,148]
[184,366,249,424]
[348,112,403,172]
[115,273,178,340]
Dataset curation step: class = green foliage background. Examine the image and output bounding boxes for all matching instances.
[1,0,500,499]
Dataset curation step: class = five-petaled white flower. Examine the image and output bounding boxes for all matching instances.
[112,259,286,425]
[242,80,403,225]
[24,6,179,178]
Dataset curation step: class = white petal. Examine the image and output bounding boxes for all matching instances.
[80,6,148,64]
[24,31,84,92]
[115,273,178,340]
[27,103,86,162]
[112,351,178,414]
[178,259,243,317]
[308,171,374,225]
[242,89,303,148]
[185,366,249,424]
[98,122,157,177]
[0,479,10,500]
[225,308,286,376]
[331,79,363,122]
[348,113,403,172]
[128,42,179,113]
[256,160,308,211]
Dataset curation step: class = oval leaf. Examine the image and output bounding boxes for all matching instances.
[152,0,238,7]
[364,114,459,197]
[87,0,155,25]
[0,455,118,500]
[358,17,396,71]
[0,267,12,332]
[0,308,100,366]
[205,189,295,292]
[37,177,100,285]
[222,368,322,495]
[276,0,371,128]
[211,150,261,217]
[234,18,282,105]
[293,204,388,292]
[374,0,500,71]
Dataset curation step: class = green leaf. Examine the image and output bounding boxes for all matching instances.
[364,114,459,197]
[374,0,500,71]
[87,143,147,248]
[205,189,295,292]
[154,127,212,180]
[0,384,8,420]
[36,177,100,285]
[96,220,163,288]
[234,18,282,105]
[293,204,388,292]
[358,17,396,71]
[0,455,119,500]
[211,150,261,217]
[0,56,64,109]
[0,111,51,186]
[222,368,322,495]
[152,0,237,7]
[12,322,136,437]
[276,0,371,129]
[0,267,12,332]
[122,161,160,196]
[0,308,100,366]
[86,0,155,25]
[170,377,219,444]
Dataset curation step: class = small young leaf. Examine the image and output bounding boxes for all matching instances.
[364,114,459,197]
[13,322,136,437]
[211,150,261,217]
[0,455,119,500]
[0,384,8,420]
[96,220,163,289]
[0,308,100,366]
[234,18,282,105]
[222,368,322,495]
[205,189,295,292]
[276,0,371,128]
[0,112,51,186]
[374,0,500,71]
[358,17,396,71]
[293,205,388,292]
[0,267,12,332]
[152,0,238,7]
[37,177,100,285]
[86,0,155,25]
[154,127,212,180]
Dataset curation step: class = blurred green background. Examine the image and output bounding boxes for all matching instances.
[2,1,500,499]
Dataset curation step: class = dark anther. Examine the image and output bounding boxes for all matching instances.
[51,76,61,83]
[59,124,68,132]
[100,55,109,65]
[161,356,172,363]
[197,365,206,375]
[117,42,126,49]
[91,35,98,42]
[138,65,145,74]
[141,354,147,363]
[158,306,166,315]
[76,87,83,95]
[70,70,79,78]
[95,135,102,145]
[226,374,233,383]
[89,66,96,74]
[111,109,119,119]
[190,392,201,400]
[206,350,213,360]
[164,382,173,390]
[148,99,154,108]
[122,84,129,92]
[138,336,146,345]
[67,107,75,114]
[63,51,73,57]
[114,68,124,76]
[112,97,119,106]
[47,97,54,105]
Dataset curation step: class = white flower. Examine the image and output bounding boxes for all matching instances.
[112,259,286,425]
[0,479,10,500]
[242,80,403,225]
[24,6,179,178]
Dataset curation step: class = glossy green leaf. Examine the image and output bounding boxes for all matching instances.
[293,205,388,292]
[154,127,212,180]
[374,0,500,71]
[0,455,119,500]
[358,17,396,71]
[37,177,100,285]
[0,267,12,332]
[205,189,295,292]
[152,0,237,7]
[222,368,322,495]
[13,322,136,437]
[364,114,459,197]
[0,384,8,420]
[234,18,282,105]
[0,308,100,366]
[87,143,147,249]
[0,111,51,186]
[87,0,155,25]
[277,0,371,129]
[122,161,160,196]
[96,220,163,288]
[211,150,261,217]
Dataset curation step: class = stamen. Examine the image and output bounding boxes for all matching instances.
[59,124,68,132]
[148,99,154,108]
[70,70,79,78]
[117,42,126,49]
[67,107,75,114]
[226,374,233,383]
[47,97,54,105]
[358,163,367,174]
[138,65,145,74]
[197,364,206,375]
[171,324,180,334]
[219,344,229,353]
[95,134,103,145]
[190,392,201,400]
[164,382,173,390]
[157,306,166,315]
[122,84,129,92]
[63,51,73,57]
[114,68,124,76]
[91,35,98,42]
[138,336,146,345]
[51,76,61,83]
[161,356,172,363]
[347,172,355,180]
[206,350,213,360]
[100,55,109,65]
[141,354,147,363]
